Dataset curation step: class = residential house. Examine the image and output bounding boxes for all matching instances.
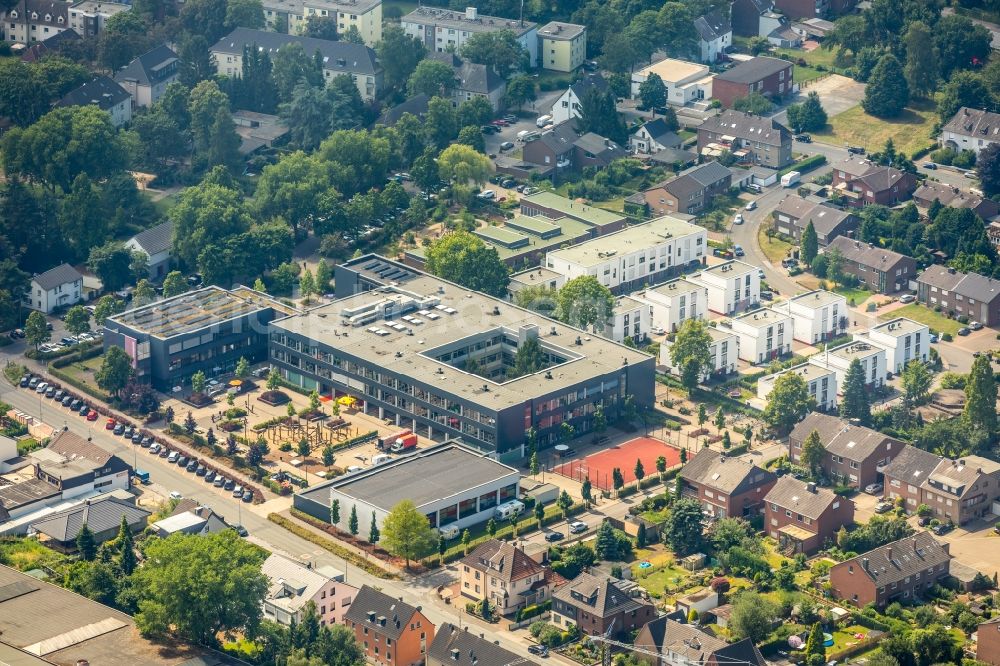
[690,259,760,315]
[980,617,1000,666]
[826,237,917,295]
[29,495,149,552]
[55,75,132,128]
[67,0,127,38]
[912,181,1000,221]
[210,28,382,101]
[232,109,289,154]
[635,617,768,666]
[18,27,80,62]
[630,118,683,155]
[520,191,627,234]
[774,0,858,18]
[460,539,564,616]
[36,430,133,498]
[149,501,231,537]
[784,290,848,344]
[630,57,713,107]
[551,572,656,638]
[674,588,720,617]
[297,0,383,46]
[728,307,792,363]
[634,278,707,333]
[426,52,505,111]
[544,215,707,294]
[261,0,304,34]
[829,531,951,607]
[678,447,777,519]
[939,107,1000,157]
[882,445,942,512]
[632,160,733,216]
[771,195,859,244]
[857,317,929,374]
[538,21,586,72]
[550,73,607,125]
[765,477,854,554]
[611,296,652,345]
[660,326,739,381]
[792,17,836,40]
[401,6,538,67]
[711,56,793,108]
[3,0,69,43]
[25,263,82,313]
[697,109,794,169]
[344,585,434,666]
[521,120,626,176]
[125,220,173,281]
[916,265,1000,327]
[990,220,1000,251]
[429,623,540,666]
[831,157,918,207]
[757,362,838,411]
[763,13,802,47]
[731,0,772,37]
[788,412,901,489]
[114,45,180,109]
[810,340,888,390]
[922,455,1000,525]
[262,553,358,627]
[694,9,731,63]
[378,94,429,126]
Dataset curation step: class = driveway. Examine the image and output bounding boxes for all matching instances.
[772,74,864,127]
[932,519,1000,578]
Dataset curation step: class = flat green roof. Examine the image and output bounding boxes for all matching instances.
[506,216,562,236]
[474,225,530,248]
[408,217,595,263]
[521,192,626,227]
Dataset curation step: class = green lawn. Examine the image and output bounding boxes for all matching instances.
[53,354,111,401]
[775,47,853,70]
[630,549,695,600]
[881,303,962,336]
[830,625,877,653]
[0,537,71,574]
[834,285,873,306]
[812,99,938,157]
[757,226,794,264]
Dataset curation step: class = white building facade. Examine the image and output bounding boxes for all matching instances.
[810,341,888,390]
[635,278,707,333]
[757,362,838,411]
[858,318,929,375]
[691,260,760,315]
[728,307,792,363]
[784,290,847,344]
[25,264,83,314]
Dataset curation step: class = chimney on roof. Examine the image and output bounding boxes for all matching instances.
[862,557,869,571]
[886,546,893,561]
[465,6,477,19]
[912,538,918,551]
[806,481,817,493]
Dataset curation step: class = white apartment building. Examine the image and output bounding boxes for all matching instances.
[630,57,714,106]
[782,290,847,344]
[609,296,651,345]
[690,260,759,315]
[634,278,707,333]
[757,362,837,411]
[545,216,707,294]
[401,6,538,67]
[856,317,929,375]
[662,325,738,381]
[728,307,792,363]
[810,341,887,390]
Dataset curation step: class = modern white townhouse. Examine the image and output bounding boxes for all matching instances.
[728,307,792,363]
[690,260,760,315]
[781,290,847,344]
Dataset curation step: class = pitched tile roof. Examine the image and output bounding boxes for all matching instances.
[114,45,179,86]
[917,265,1000,305]
[764,476,841,520]
[790,412,898,461]
[882,445,941,489]
[261,553,347,615]
[552,572,649,618]
[211,28,379,76]
[694,9,731,42]
[698,109,790,146]
[637,617,767,666]
[912,181,1000,218]
[429,623,539,666]
[715,56,790,83]
[827,236,913,269]
[927,456,1000,499]
[682,160,732,187]
[461,539,544,584]
[47,430,114,468]
[942,107,1000,139]
[129,220,173,257]
[568,73,608,100]
[773,195,854,236]
[32,263,81,291]
[29,496,149,542]
[637,118,682,147]
[837,531,951,586]
[378,93,429,126]
[56,76,130,111]
[427,52,504,95]
[344,585,422,640]
[680,447,774,494]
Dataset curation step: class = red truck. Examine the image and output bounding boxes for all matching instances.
[378,429,411,451]
[390,433,418,453]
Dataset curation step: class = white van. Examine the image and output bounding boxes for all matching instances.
[439,524,460,540]
[494,500,525,520]
[535,115,552,128]
[371,453,393,466]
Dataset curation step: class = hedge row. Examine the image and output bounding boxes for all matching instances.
[48,365,111,402]
[50,343,103,368]
[516,600,551,622]
[268,513,398,579]
[26,339,101,361]
[780,154,826,176]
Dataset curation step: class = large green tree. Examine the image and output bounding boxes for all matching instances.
[964,354,997,440]
[377,24,425,91]
[254,152,330,237]
[669,318,712,390]
[977,142,1000,197]
[902,361,932,407]
[271,42,322,102]
[862,53,909,118]
[380,500,437,568]
[786,91,827,133]
[764,372,814,433]
[460,30,527,78]
[24,310,50,350]
[131,531,268,644]
[801,221,819,264]
[407,59,457,98]
[556,276,614,332]
[169,181,252,269]
[729,591,779,643]
[96,346,134,398]
[424,232,509,297]
[436,144,492,185]
[665,498,704,555]
[840,358,871,425]
[64,305,91,335]
[638,73,667,111]
[903,21,939,98]
[934,14,991,78]
[800,429,825,478]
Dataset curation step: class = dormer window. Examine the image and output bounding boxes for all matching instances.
[44,14,50,21]
[9,10,17,17]
[57,15,63,23]
[31,12,38,19]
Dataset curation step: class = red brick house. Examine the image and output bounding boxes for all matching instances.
[551,572,656,639]
[826,237,917,295]
[679,448,777,519]
[712,57,793,108]
[831,157,918,207]
[788,412,902,489]
[344,586,434,666]
[977,617,1000,666]
[764,477,854,554]
[830,532,951,608]
[883,450,1000,526]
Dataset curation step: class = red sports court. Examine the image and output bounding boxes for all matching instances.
[552,437,682,490]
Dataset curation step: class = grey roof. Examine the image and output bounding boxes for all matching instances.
[538,21,585,41]
[912,181,1000,217]
[401,6,537,36]
[536,121,581,156]
[854,165,908,193]
[828,236,913,270]
[716,56,790,83]
[8,0,67,27]
[882,445,941,488]
[838,531,951,587]
[0,478,60,514]
[574,131,624,162]
[698,109,790,146]
[790,412,897,461]
[681,160,732,187]
[47,430,114,468]
[764,476,841,520]
[454,59,503,95]
[261,553,340,614]
[51,62,123,104]
[552,572,650,617]
[637,618,767,666]
[680,448,774,494]
[378,93,429,126]
[129,220,173,256]
[461,539,545,584]
[30,496,149,542]
[32,263,81,291]
[343,585,422,640]
[917,265,1000,305]
[114,45,178,86]
[638,118,682,148]
[569,72,607,100]
[430,623,539,666]
[694,9,731,42]
[927,456,1000,499]
[298,443,518,511]
[941,107,1000,140]
[211,28,379,76]
[649,147,697,166]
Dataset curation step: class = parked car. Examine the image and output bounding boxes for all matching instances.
[45,386,56,398]
[62,395,73,407]
[733,244,745,257]
[499,141,514,151]
[186,460,199,472]
[932,522,954,535]
[19,375,29,388]
[527,645,549,657]
[651,326,665,335]
[167,452,179,463]
[214,476,227,487]
[569,521,587,534]
[176,456,188,466]
[113,423,125,435]
[87,411,99,422]
[205,471,216,483]
[733,213,744,225]
[847,146,865,155]
[874,500,894,514]
[918,515,931,527]
[922,162,936,170]
[123,426,135,438]
[232,485,244,497]
[501,178,516,188]
[794,134,812,143]
[224,479,236,491]
[131,433,143,444]
[35,382,48,394]
[745,200,756,211]
[150,443,161,454]
[169,491,183,500]
[159,447,170,458]
[965,170,977,178]
[899,294,916,304]
[141,436,153,447]
[958,327,971,336]
[242,490,253,502]
[544,531,564,542]
[476,190,496,200]
[234,524,249,537]
[196,465,208,476]
[864,482,883,495]
[760,291,774,301]
[970,321,984,331]
[929,333,938,343]
[78,405,90,417]
[53,389,64,401]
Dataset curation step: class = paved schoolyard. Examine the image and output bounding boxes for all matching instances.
[553,436,682,490]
